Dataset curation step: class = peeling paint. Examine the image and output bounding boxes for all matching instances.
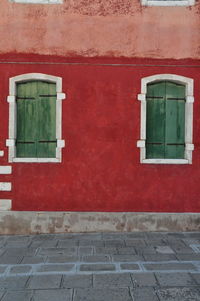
[0,0,200,59]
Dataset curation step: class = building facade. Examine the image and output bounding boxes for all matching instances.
[0,0,200,233]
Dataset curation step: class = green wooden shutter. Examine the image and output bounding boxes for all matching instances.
[146,82,165,158]
[165,82,185,159]
[146,81,185,159]
[16,81,56,158]
[16,82,37,157]
[37,81,57,158]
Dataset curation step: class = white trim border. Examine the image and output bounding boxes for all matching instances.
[137,74,194,164]
[0,200,12,211]
[7,73,66,163]
[0,166,12,174]
[141,0,195,6]
[0,183,12,191]
[10,0,63,4]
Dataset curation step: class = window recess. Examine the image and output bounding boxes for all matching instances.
[137,74,194,164]
[6,73,65,163]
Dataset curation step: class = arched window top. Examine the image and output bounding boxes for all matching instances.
[141,74,193,96]
[9,73,62,95]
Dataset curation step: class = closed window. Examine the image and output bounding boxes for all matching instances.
[137,74,194,164]
[6,73,65,163]
[146,81,185,160]
[16,81,57,158]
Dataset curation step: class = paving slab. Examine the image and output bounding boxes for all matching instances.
[112,254,144,261]
[9,265,32,274]
[5,242,31,248]
[104,240,125,247]
[27,275,62,289]
[131,273,158,287]
[4,248,36,256]
[1,290,33,301]
[155,272,197,287]
[156,287,200,301]
[93,273,132,287]
[154,246,174,254]
[146,233,167,240]
[38,248,77,256]
[102,233,125,239]
[32,289,72,301]
[126,233,147,239]
[79,263,115,272]
[0,256,23,264]
[81,255,111,262]
[73,288,133,301]
[191,273,200,284]
[36,264,74,272]
[0,291,5,300]
[117,247,136,255]
[143,254,178,261]
[177,254,200,261]
[62,274,93,288]
[130,287,159,301]
[78,247,93,255]
[135,246,157,254]
[171,245,195,254]
[79,240,104,247]
[94,247,118,254]
[5,237,27,242]
[125,239,146,247]
[184,233,200,239]
[57,240,79,247]
[21,256,46,264]
[0,276,29,289]
[144,262,196,271]
[144,239,167,246]
[120,263,140,270]
[30,240,58,248]
[46,255,79,263]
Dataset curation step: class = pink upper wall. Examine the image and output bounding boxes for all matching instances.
[0,0,200,59]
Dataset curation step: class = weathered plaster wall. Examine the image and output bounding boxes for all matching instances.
[0,58,200,212]
[0,211,200,234]
[0,0,200,59]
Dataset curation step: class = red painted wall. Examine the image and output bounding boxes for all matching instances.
[0,56,200,212]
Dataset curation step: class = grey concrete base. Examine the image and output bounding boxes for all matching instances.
[0,211,200,234]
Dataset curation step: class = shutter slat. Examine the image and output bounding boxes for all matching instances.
[146,82,166,158]
[37,81,56,158]
[165,82,185,159]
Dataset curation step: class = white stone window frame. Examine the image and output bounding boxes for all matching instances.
[137,74,194,164]
[9,0,63,4]
[6,73,66,163]
[141,0,194,6]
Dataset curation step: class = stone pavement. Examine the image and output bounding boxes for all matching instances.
[0,232,199,300]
